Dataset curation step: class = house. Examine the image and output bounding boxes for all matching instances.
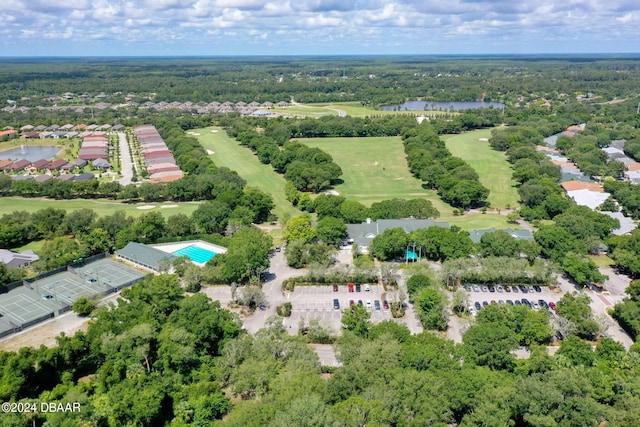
[116,242,176,273]
[7,159,30,172]
[92,158,111,170]
[346,218,449,253]
[0,159,13,170]
[47,159,68,171]
[0,249,39,269]
[22,132,40,139]
[561,181,604,192]
[74,173,95,181]
[34,174,52,183]
[30,159,50,171]
[0,129,18,139]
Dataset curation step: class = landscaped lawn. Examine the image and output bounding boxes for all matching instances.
[302,136,455,215]
[0,197,201,219]
[193,127,303,221]
[442,129,520,209]
[444,213,521,231]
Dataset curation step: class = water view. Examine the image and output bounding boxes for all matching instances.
[381,100,505,111]
[0,145,62,162]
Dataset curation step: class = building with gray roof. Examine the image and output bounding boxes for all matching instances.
[116,242,176,272]
[346,218,449,252]
[468,228,534,244]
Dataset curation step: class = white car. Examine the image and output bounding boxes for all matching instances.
[366,300,372,309]
[364,284,371,292]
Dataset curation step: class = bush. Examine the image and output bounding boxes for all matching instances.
[72,296,95,317]
[276,302,292,317]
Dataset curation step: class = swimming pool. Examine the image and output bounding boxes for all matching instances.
[172,245,217,264]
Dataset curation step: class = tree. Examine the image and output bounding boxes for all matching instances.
[283,216,316,243]
[339,200,369,223]
[416,288,447,331]
[406,274,434,297]
[240,286,266,311]
[315,216,347,245]
[479,230,520,258]
[370,227,407,261]
[192,200,230,234]
[341,305,372,337]
[72,296,95,317]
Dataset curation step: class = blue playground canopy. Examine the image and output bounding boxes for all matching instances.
[406,249,418,261]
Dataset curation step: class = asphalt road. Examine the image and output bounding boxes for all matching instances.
[117,132,134,185]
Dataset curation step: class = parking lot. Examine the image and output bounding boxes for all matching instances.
[463,284,563,314]
[285,283,392,333]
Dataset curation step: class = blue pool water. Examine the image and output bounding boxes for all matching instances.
[172,245,217,264]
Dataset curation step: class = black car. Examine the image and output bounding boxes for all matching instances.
[488,285,496,292]
[521,298,532,307]
[482,301,489,306]
[474,301,482,311]
[374,300,381,310]
[539,299,549,309]
[504,286,511,293]
[512,286,519,293]
[355,284,361,292]
[514,300,522,305]
[333,299,340,310]
[519,285,528,293]
[506,300,514,305]
[533,285,542,293]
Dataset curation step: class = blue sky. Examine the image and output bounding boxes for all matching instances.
[1,0,638,56]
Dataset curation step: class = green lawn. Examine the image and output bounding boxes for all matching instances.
[272,103,455,118]
[0,197,201,219]
[193,127,303,221]
[302,136,454,215]
[445,213,520,231]
[442,129,520,209]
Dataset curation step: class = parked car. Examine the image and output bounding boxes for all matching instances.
[538,299,548,309]
[506,300,514,305]
[504,286,511,293]
[519,285,528,293]
[481,285,489,292]
[514,300,522,305]
[528,286,535,293]
[349,300,355,306]
[366,300,372,309]
[533,285,542,293]
[333,284,339,292]
[496,285,504,293]
[374,300,381,310]
[333,299,340,310]
[348,283,354,292]
[474,301,482,311]
[464,285,472,292]
[511,286,519,293]
[275,246,281,252]
[489,285,496,292]
[383,300,390,309]
[357,300,363,306]
[548,301,556,311]
[364,283,371,292]
[482,301,489,306]
[531,302,540,310]
[522,298,531,307]
[473,285,481,292]
[355,284,361,292]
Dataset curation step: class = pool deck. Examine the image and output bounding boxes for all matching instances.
[152,240,228,256]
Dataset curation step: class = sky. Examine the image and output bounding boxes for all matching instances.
[1,0,639,56]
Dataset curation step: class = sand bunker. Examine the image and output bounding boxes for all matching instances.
[161,204,178,209]
[479,138,489,141]
[206,149,215,155]
[211,130,218,133]
[137,205,156,210]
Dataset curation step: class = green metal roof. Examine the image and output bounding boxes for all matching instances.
[116,242,176,271]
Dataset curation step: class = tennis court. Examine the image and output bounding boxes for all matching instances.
[74,258,147,291]
[34,271,108,305]
[0,287,62,329]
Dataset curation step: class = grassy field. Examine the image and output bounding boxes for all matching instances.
[0,197,201,219]
[193,127,303,221]
[302,136,454,215]
[272,102,455,118]
[442,129,520,209]
[446,213,520,231]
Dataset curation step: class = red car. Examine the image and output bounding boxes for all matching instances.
[333,285,339,292]
[349,300,355,306]
[348,283,354,292]
[548,301,556,311]
[383,300,389,310]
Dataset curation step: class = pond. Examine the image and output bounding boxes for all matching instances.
[0,145,62,162]
[380,100,505,111]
